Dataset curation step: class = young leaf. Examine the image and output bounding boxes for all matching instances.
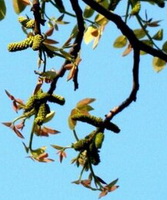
[162,41,167,53]
[113,35,127,48]
[76,98,96,108]
[51,144,64,150]
[95,14,108,26]
[153,57,166,72]
[68,115,77,130]
[43,38,58,44]
[83,5,94,18]
[107,178,119,188]
[133,28,146,39]
[0,0,6,21]
[12,0,27,14]
[152,29,163,40]
[68,108,78,130]
[84,26,97,44]
[122,44,132,56]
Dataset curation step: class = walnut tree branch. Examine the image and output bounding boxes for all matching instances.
[82,0,167,61]
[48,0,85,94]
[32,0,42,35]
[105,48,140,121]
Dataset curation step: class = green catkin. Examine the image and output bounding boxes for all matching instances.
[104,121,120,133]
[72,113,120,133]
[32,34,43,51]
[8,36,34,52]
[24,95,37,112]
[48,94,65,105]
[72,139,89,151]
[18,16,35,28]
[37,92,50,101]
[35,103,49,125]
[36,92,65,105]
[24,108,36,118]
[72,114,103,127]
[94,132,104,149]
[26,19,35,29]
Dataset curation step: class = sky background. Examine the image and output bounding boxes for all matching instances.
[1,1,167,200]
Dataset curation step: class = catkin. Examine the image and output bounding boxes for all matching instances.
[32,34,43,51]
[18,16,35,29]
[8,36,34,52]
[24,95,37,112]
[94,132,104,149]
[48,94,65,105]
[35,103,50,125]
[72,114,103,127]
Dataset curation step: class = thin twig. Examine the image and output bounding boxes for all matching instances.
[105,48,140,121]
[48,0,85,93]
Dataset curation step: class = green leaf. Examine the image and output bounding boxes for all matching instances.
[76,98,95,108]
[68,108,78,130]
[51,145,64,150]
[83,5,94,18]
[152,29,163,40]
[162,41,167,53]
[60,49,73,61]
[0,0,6,21]
[113,35,127,48]
[12,0,27,14]
[43,43,60,52]
[133,28,146,39]
[153,57,166,72]
[107,178,119,188]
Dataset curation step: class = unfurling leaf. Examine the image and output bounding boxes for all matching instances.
[2,122,12,127]
[133,28,146,39]
[30,147,54,162]
[12,0,28,14]
[0,0,6,21]
[83,5,94,18]
[113,35,127,48]
[162,41,167,53]
[152,29,163,40]
[45,27,55,37]
[99,178,119,198]
[122,44,132,56]
[51,144,64,150]
[68,109,78,130]
[57,150,66,163]
[153,57,166,72]
[76,98,95,108]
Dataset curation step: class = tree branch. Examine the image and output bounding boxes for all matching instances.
[32,0,45,35]
[82,0,167,61]
[48,0,85,93]
[105,48,140,121]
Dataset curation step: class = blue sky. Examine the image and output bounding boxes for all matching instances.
[1,1,167,200]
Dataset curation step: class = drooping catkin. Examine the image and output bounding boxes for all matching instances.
[18,16,35,29]
[8,36,34,52]
[35,103,50,125]
[32,34,44,51]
